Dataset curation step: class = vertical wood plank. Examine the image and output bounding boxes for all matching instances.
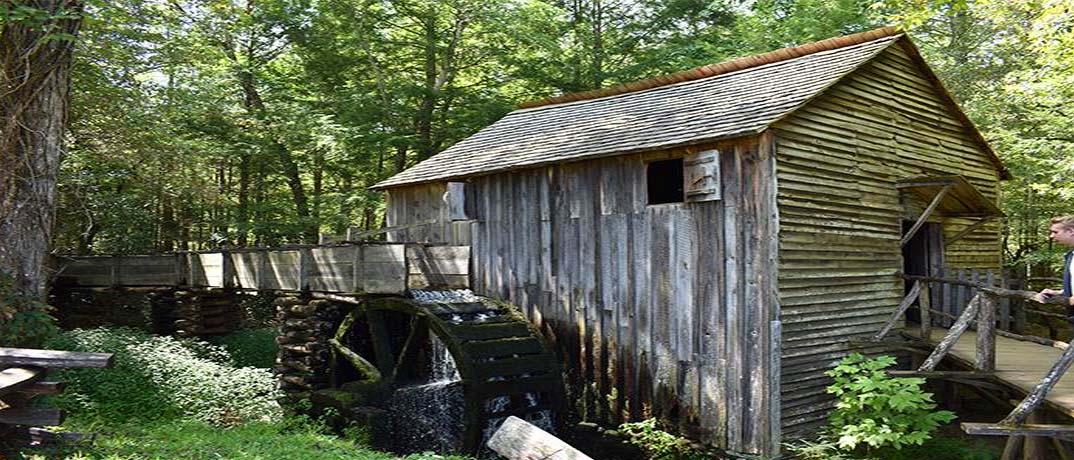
[722,143,745,452]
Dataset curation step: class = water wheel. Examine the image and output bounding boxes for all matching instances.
[320,292,563,454]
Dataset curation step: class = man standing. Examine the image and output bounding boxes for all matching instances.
[1034,216,1074,312]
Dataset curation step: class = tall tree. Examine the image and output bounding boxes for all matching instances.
[1,0,85,296]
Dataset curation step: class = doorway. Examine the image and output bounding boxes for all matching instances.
[902,221,944,324]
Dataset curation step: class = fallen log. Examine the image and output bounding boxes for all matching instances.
[487,415,593,460]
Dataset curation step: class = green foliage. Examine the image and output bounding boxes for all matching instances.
[46,327,282,426]
[208,327,279,368]
[618,418,714,460]
[22,406,474,460]
[825,354,956,451]
[0,272,58,347]
[787,434,994,460]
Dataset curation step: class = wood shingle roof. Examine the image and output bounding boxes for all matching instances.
[375,29,986,189]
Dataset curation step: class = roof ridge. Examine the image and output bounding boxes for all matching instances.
[518,26,903,110]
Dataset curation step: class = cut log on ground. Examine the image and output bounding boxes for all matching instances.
[487,416,593,460]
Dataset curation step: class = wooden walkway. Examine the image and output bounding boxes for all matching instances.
[910,329,1074,418]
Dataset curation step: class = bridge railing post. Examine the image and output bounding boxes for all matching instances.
[976,292,997,372]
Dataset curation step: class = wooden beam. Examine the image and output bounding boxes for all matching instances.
[901,183,954,248]
[963,423,1074,442]
[945,216,995,248]
[873,281,922,341]
[0,408,64,426]
[487,416,594,460]
[0,367,44,396]
[977,293,997,372]
[0,348,113,369]
[919,294,980,371]
[888,370,993,378]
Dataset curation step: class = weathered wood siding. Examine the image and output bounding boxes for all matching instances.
[771,42,1003,436]
[385,136,781,456]
[55,244,467,295]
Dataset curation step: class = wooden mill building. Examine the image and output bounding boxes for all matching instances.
[373,27,1009,457]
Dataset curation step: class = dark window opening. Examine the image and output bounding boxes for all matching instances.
[647,158,684,204]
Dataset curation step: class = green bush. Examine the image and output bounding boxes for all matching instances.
[786,433,995,460]
[0,272,58,347]
[618,418,714,460]
[46,327,282,425]
[826,354,955,451]
[208,327,279,368]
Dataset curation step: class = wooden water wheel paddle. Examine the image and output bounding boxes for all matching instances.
[324,294,563,454]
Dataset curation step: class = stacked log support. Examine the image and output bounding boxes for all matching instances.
[274,297,340,394]
[173,289,243,337]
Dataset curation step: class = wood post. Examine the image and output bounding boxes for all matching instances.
[919,294,980,372]
[920,281,932,339]
[901,183,953,248]
[874,281,922,341]
[977,293,997,372]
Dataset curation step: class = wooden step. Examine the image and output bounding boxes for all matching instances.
[464,338,544,360]
[472,354,557,380]
[448,323,533,342]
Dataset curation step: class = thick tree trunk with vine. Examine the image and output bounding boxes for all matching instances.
[0,0,84,297]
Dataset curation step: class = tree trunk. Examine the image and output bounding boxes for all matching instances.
[0,0,84,297]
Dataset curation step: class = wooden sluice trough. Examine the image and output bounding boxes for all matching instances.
[52,243,565,455]
[53,243,471,295]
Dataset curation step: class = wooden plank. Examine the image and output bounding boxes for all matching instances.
[919,294,980,371]
[723,142,745,452]
[0,348,113,369]
[977,293,997,372]
[0,367,43,395]
[873,281,921,340]
[963,423,1074,441]
[0,408,64,426]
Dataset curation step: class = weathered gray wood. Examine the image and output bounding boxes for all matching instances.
[999,338,1074,425]
[446,182,467,221]
[918,294,980,371]
[0,367,43,395]
[27,427,94,445]
[900,183,953,247]
[920,281,932,339]
[944,216,995,248]
[963,423,1074,441]
[684,149,721,202]
[487,416,594,460]
[0,408,64,426]
[0,348,114,369]
[873,281,922,341]
[977,293,997,372]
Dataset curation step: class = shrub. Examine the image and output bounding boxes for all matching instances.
[47,327,282,425]
[0,272,58,347]
[618,418,714,460]
[208,327,279,368]
[825,354,955,451]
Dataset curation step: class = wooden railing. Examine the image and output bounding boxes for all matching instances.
[0,347,114,447]
[873,273,1074,444]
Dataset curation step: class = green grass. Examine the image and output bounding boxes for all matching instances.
[23,418,469,460]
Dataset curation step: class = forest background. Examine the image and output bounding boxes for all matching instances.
[57,0,1074,273]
